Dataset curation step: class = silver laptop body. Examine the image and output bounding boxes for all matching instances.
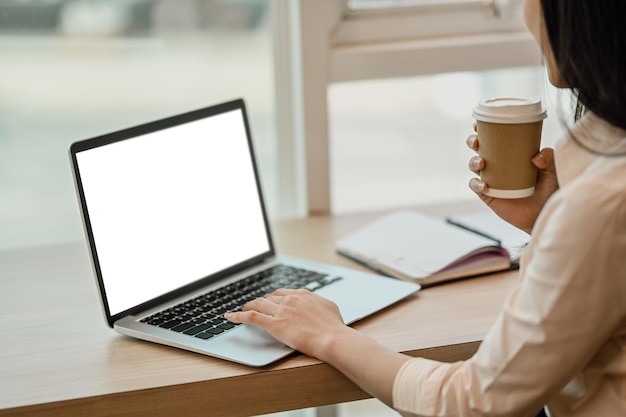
[69,99,419,367]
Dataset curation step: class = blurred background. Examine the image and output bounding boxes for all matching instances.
[1,0,275,250]
[0,0,564,253]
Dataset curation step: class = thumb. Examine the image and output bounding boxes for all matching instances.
[532,147,555,172]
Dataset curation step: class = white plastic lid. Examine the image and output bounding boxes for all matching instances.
[473,97,547,124]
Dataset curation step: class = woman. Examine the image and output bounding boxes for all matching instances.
[226,1,626,416]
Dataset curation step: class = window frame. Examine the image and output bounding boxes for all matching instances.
[273,0,542,214]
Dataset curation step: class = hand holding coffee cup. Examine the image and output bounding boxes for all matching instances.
[472,98,547,199]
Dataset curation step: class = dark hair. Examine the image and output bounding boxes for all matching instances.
[540,1,626,132]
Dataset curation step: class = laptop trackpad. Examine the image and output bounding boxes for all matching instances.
[208,324,295,367]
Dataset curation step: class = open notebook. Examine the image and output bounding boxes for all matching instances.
[337,210,528,286]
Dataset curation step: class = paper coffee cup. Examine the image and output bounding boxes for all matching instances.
[473,98,547,199]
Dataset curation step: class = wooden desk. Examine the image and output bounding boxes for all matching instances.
[0,203,518,417]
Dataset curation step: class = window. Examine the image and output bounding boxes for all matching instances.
[329,67,562,214]
[288,0,544,213]
[0,0,277,251]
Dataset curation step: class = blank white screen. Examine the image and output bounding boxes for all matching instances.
[76,109,270,316]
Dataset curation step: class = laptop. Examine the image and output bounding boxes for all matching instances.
[69,99,419,367]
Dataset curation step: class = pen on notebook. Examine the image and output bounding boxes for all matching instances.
[445,217,502,246]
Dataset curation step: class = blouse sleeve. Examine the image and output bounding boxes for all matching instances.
[392,180,626,417]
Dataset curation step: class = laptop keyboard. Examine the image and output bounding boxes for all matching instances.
[140,264,342,341]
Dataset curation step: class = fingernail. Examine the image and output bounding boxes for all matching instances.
[472,179,486,192]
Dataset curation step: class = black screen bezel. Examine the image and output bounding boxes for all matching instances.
[69,99,276,327]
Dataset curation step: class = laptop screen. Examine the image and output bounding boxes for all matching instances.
[72,102,272,317]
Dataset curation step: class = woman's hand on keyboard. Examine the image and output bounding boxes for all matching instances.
[225,288,346,359]
[226,288,411,406]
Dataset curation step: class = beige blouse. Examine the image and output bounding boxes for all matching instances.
[393,112,626,417]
